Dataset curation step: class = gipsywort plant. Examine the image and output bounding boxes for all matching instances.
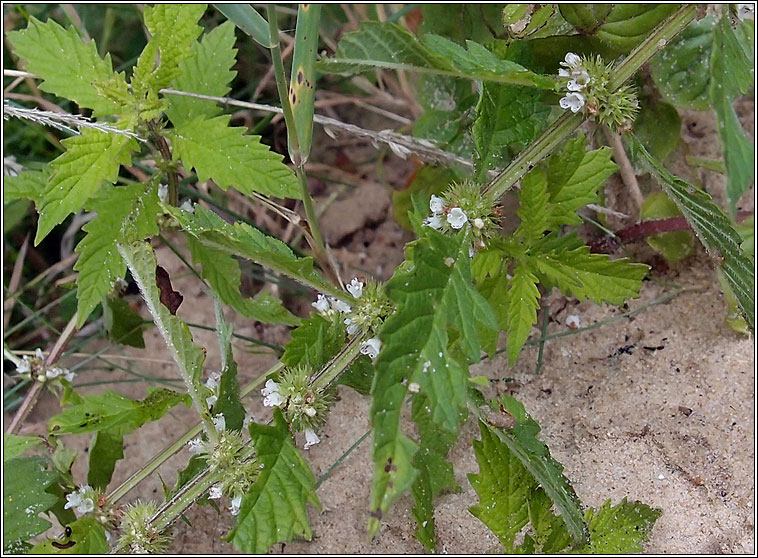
[3,4,754,554]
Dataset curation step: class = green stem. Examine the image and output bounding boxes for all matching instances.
[311,331,366,391]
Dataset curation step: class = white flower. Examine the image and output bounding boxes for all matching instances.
[737,3,754,20]
[212,414,226,432]
[560,52,582,73]
[35,348,44,360]
[230,494,243,516]
[473,217,485,230]
[262,379,285,407]
[566,314,581,330]
[188,437,205,454]
[206,395,218,408]
[312,294,330,313]
[204,371,221,391]
[180,200,195,213]
[158,184,169,203]
[64,487,94,514]
[360,337,382,359]
[63,370,76,382]
[304,406,317,418]
[347,278,364,299]
[429,195,445,215]
[423,215,443,230]
[304,429,320,450]
[208,485,223,500]
[567,69,591,91]
[344,317,359,335]
[329,298,352,314]
[447,207,469,229]
[14,357,31,375]
[559,92,585,113]
[408,382,421,393]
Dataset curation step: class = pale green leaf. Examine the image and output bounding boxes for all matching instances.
[49,388,190,435]
[533,244,648,305]
[3,457,59,549]
[165,205,339,297]
[74,182,159,327]
[3,433,42,462]
[118,241,209,393]
[35,131,136,244]
[575,499,662,554]
[630,134,754,330]
[504,262,541,366]
[28,517,109,555]
[7,17,123,116]
[170,114,300,199]
[318,21,556,89]
[166,21,238,127]
[187,236,300,326]
[214,4,272,48]
[369,231,497,534]
[227,408,320,553]
[3,169,48,205]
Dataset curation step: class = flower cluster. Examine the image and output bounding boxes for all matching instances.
[422,180,500,256]
[117,501,171,554]
[11,348,75,384]
[261,365,335,449]
[557,52,639,131]
[203,371,222,409]
[64,485,98,515]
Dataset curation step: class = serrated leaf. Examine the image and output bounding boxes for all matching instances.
[3,169,48,205]
[369,231,497,534]
[533,243,648,305]
[473,82,550,177]
[170,115,300,199]
[188,236,300,326]
[87,429,124,490]
[472,394,588,546]
[28,517,109,555]
[410,394,459,551]
[35,131,135,244]
[7,17,123,116]
[468,420,539,552]
[166,205,339,297]
[74,182,159,327]
[523,487,573,553]
[227,408,320,553]
[504,262,541,366]
[318,21,556,89]
[515,168,551,243]
[650,16,716,111]
[118,241,209,395]
[3,457,59,548]
[3,434,42,461]
[133,4,206,94]
[49,388,190,435]
[282,314,345,370]
[630,134,754,330]
[166,21,238,127]
[576,499,662,553]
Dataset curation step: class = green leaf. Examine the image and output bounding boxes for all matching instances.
[392,165,458,231]
[170,114,300,199]
[166,205,339,297]
[468,420,538,552]
[3,169,48,205]
[522,488,573,553]
[118,241,209,393]
[35,131,135,245]
[640,193,694,262]
[166,21,238,127]
[410,394,459,551]
[471,394,588,547]
[318,21,556,89]
[213,301,245,431]
[515,168,551,243]
[103,296,148,348]
[3,434,42,461]
[133,4,207,94]
[188,236,300,326]
[74,181,159,327]
[710,16,754,214]
[472,83,550,177]
[227,408,320,553]
[7,17,124,116]
[28,517,109,555]
[504,262,541,366]
[87,429,124,490]
[533,243,648,305]
[49,388,190,435]
[282,314,346,370]
[419,5,506,45]
[576,499,662,553]
[650,16,716,111]
[214,3,272,48]
[369,231,497,534]
[3,457,59,550]
[289,4,321,162]
[629,133,754,330]
[634,99,681,162]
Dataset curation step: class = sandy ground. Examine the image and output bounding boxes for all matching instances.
[7,101,754,553]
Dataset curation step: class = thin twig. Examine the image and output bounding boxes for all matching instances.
[4,234,29,330]
[602,125,644,215]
